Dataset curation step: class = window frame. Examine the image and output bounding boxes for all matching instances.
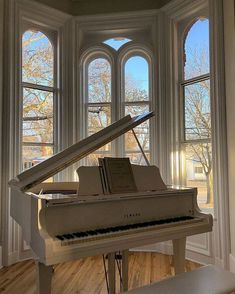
[178,16,212,210]
[119,45,153,161]
[80,41,154,165]
[81,46,115,160]
[20,23,58,171]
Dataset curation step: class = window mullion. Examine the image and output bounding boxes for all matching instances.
[181,73,210,86]
[22,82,54,93]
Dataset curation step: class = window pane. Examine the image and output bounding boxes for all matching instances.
[23,88,53,143]
[126,152,150,165]
[184,80,211,140]
[22,145,53,170]
[125,56,149,101]
[22,30,53,87]
[125,105,149,152]
[184,143,213,210]
[88,58,111,103]
[87,105,111,151]
[103,37,131,50]
[88,105,111,135]
[184,18,209,80]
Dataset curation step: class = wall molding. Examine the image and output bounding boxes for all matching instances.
[162,0,206,20]
[75,9,159,23]
[17,0,70,28]
[209,0,230,269]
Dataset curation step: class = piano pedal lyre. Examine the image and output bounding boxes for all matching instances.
[103,250,129,294]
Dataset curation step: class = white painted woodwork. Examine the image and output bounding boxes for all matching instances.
[1,0,71,266]
[162,0,230,269]
[223,0,235,273]
[209,0,230,269]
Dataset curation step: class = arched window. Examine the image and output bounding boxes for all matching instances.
[81,43,153,166]
[181,18,212,210]
[85,57,112,164]
[21,29,56,170]
[103,37,131,50]
[124,55,150,164]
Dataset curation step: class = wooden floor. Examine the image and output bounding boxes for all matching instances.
[0,252,201,294]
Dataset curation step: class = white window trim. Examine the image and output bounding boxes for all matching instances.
[163,0,230,269]
[118,43,154,159]
[179,18,211,191]
[79,40,155,165]
[80,45,115,142]
[75,10,159,165]
[20,24,58,171]
[1,0,70,266]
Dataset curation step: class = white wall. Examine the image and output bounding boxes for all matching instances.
[223,0,235,273]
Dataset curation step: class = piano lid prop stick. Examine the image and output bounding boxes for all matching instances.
[131,129,150,166]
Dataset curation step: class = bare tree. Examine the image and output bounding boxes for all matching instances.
[184,39,212,204]
[22,30,54,164]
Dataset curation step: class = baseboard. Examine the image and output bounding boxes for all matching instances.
[132,241,214,265]
[8,251,19,266]
[229,254,235,273]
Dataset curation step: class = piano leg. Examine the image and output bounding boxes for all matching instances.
[172,237,186,275]
[108,252,116,294]
[121,250,129,292]
[36,261,53,294]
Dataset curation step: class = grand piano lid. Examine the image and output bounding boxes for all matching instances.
[9,111,155,192]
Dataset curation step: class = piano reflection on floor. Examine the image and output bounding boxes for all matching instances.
[9,112,213,294]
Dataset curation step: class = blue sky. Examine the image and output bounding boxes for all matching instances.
[185,19,209,50]
[24,19,209,94]
[103,19,209,92]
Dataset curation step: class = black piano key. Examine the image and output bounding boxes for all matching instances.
[56,235,64,241]
[79,232,89,237]
[73,232,84,238]
[63,234,74,239]
[110,227,119,232]
[58,215,196,242]
[86,230,98,236]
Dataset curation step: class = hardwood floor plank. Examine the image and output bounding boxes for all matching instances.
[0,253,201,294]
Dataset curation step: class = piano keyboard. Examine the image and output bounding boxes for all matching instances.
[55,215,202,246]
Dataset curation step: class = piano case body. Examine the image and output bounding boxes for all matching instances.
[9,112,213,293]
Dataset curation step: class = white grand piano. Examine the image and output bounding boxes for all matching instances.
[9,112,213,294]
